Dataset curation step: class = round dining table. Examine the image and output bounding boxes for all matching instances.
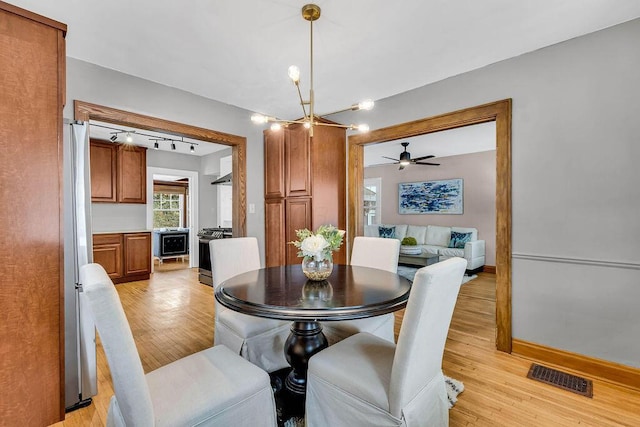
[215,264,412,417]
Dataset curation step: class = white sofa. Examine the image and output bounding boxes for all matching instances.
[364,224,486,272]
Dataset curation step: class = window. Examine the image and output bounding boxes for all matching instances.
[153,193,184,228]
[363,177,382,225]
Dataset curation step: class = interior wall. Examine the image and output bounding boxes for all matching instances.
[200,148,233,229]
[365,150,496,266]
[338,18,640,368]
[66,59,268,265]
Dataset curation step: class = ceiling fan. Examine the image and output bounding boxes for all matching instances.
[383,142,440,170]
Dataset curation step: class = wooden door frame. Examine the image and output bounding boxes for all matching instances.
[74,100,247,236]
[348,99,512,352]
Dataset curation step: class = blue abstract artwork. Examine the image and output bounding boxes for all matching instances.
[398,179,463,214]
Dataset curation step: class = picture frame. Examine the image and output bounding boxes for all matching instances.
[398,178,463,214]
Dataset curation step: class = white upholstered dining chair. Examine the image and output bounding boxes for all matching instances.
[306,257,467,427]
[80,263,277,427]
[210,237,291,372]
[321,236,400,345]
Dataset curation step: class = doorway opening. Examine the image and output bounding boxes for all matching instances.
[348,99,512,352]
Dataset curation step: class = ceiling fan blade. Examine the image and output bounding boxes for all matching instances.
[414,162,440,166]
[412,155,435,161]
[382,156,400,162]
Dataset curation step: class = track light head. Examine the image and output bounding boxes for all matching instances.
[190,144,195,153]
[125,132,133,143]
[171,142,176,151]
[153,141,159,149]
[110,134,117,142]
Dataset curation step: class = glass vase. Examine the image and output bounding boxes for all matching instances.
[301,255,333,281]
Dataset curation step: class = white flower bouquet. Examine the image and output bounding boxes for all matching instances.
[290,224,345,261]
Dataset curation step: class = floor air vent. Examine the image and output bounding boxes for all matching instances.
[527,364,593,397]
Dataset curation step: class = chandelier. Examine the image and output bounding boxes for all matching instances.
[251,4,373,136]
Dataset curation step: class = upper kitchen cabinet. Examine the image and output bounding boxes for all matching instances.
[0,3,67,423]
[90,139,147,203]
[117,144,147,203]
[90,140,117,202]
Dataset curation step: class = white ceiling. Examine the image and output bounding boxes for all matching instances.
[10,0,640,159]
[364,122,496,167]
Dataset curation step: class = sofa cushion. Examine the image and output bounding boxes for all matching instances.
[449,231,473,248]
[378,226,396,239]
[422,245,442,255]
[406,225,427,245]
[426,225,451,247]
[439,247,465,257]
[364,225,378,237]
[451,227,478,241]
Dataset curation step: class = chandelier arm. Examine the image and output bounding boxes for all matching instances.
[317,107,352,117]
[307,122,356,129]
[294,83,309,119]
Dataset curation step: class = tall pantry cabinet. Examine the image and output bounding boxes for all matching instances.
[0,2,67,424]
[264,123,347,267]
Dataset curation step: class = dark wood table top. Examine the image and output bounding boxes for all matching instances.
[215,264,412,321]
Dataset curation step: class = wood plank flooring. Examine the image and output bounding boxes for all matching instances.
[53,269,640,426]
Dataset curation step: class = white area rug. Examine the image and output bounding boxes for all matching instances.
[397,265,477,284]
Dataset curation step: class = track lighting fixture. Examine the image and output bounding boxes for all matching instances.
[250,4,373,137]
[90,123,199,154]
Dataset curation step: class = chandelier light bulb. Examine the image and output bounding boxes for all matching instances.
[251,113,269,124]
[288,65,301,83]
[270,123,282,131]
[357,99,375,111]
[356,124,370,133]
[303,121,311,129]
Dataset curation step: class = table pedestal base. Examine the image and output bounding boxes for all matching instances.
[274,320,327,421]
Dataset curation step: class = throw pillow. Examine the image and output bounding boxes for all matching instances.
[449,231,472,249]
[378,226,396,239]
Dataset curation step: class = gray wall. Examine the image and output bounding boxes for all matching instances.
[65,59,267,264]
[67,17,640,368]
[365,150,496,266]
[200,148,233,229]
[338,19,640,368]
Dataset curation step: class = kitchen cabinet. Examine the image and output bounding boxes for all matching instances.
[90,140,117,202]
[0,3,67,423]
[264,122,346,267]
[93,232,151,283]
[90,139,147,203]
[93,233,124,279]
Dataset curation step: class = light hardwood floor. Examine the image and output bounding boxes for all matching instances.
[53,269,640,426]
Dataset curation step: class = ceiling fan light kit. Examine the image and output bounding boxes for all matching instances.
[250,4,373,136]
[383,142,441,170]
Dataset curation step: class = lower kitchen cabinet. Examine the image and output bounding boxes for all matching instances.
[93,232,151,283]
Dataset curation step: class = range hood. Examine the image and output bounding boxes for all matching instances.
[211,172,232,185]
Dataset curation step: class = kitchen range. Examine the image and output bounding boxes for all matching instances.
[197,227,232,286]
